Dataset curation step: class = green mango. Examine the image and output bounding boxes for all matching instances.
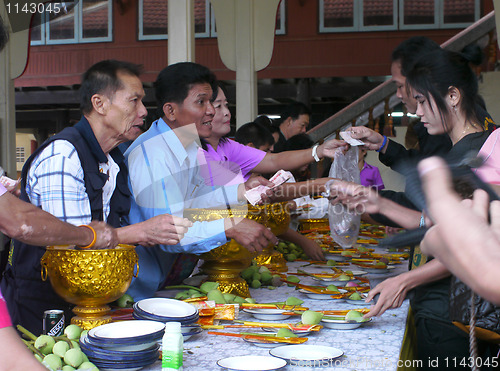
[200,281,219,294]
[286,276,300,287]
[233,296,246,304]
[223,293,236,302]
[258,266,270,274]
[207,289,226,304]
[337,274,350,281]
[345,310,365,322]
[348,292,362,301]
[260,272,272,284]
[326,285,339,292]
[301,310,324,325]
[252,272,262,281]
[174,291,190,300]
[285,296,304,306]
[276,328,298,338]
[251,279,262,289]
[326,260,337,266]
[286,253,297,262]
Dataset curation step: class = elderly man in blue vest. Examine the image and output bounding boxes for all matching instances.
[1,60,192,334]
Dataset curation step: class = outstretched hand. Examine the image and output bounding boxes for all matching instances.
[138,214,193,246]
[348,127,385,151]
[327,179,381,214]
[318,139,349,158]
[225,218,277,253]
[364,276,409,318]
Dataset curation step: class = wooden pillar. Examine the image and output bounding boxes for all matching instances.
[168,0,195,64]
[235,0,257,129]
[296,78,310,106]
[211,0,280,129]
[0,0,29,176]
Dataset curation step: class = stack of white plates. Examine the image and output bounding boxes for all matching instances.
[81,320,165,370]
[133,298,199,325]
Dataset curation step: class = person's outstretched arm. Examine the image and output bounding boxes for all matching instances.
[0,191,117,248]
[420,157,500,305]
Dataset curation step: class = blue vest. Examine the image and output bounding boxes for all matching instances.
[1,117,131,333]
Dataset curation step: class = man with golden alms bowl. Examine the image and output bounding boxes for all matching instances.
[125,62,278,301]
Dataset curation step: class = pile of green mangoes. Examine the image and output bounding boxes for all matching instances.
[240,263,283,289]
[19,323,98,371]
[167,281,257,305]
[275,240,307,261]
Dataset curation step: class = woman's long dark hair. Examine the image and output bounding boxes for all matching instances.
[200,81,231,151]
[405,45,485,133]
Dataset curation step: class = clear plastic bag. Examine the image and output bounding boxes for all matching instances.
[327,146,361,248]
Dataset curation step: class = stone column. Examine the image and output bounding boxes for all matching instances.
[211,0,280,129]
[168,0,195,64]
[0,0,29,176]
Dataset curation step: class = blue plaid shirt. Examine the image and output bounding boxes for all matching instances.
[125,118,243,299]
[25,133,115,226]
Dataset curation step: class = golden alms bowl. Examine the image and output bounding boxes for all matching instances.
[299,218,330,232]
[41,244,138,329]
[184,204,269,297]
[254,202,290,272]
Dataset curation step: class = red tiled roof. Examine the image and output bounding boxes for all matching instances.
[143,0,207,30]
[323,0,476,19]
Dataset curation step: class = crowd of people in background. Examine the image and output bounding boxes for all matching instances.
[1,10,500,370]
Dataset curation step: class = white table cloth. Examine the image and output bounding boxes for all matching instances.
[143,245,411,370]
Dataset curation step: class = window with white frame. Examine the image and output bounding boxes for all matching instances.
[16,147,25,163]
[139,0,209,40]
[30,0,112,45]
[319,0,479,33]
[399,0,479,30]
[139,0,285,40]
[320,0,397,32]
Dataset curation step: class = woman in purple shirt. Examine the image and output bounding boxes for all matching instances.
[200,83,347,261]
[358,147,385,191]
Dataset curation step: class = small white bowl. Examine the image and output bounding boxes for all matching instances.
[311,276,354,286]
[321,317,371,330]
[298,288,346,300]
[242,332,284,348]
[324,254,350,262]
[344,293,371,306]
[217,355,287,370]
[261,327,311,337]
[242,308,291,321]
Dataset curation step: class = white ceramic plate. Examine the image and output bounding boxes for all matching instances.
[242,308,291,321]
[242,332,284,348]
[136,298,197,318]
[362,265,396,274]
[261,327,311,337]
[344,293,370,306]
[311,276,353,286]
[89,320,165,340]
[321,317,371,330]
[298,288,346,300]
[305,264,336,271]
[349,270,367,276]
[217,355,287,370]
[269,345,343,362]
[324,254,350,262]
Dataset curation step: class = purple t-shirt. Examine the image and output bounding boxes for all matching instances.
[199,139,267,186]
[0,183,6,197]
[360,162,385,191]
